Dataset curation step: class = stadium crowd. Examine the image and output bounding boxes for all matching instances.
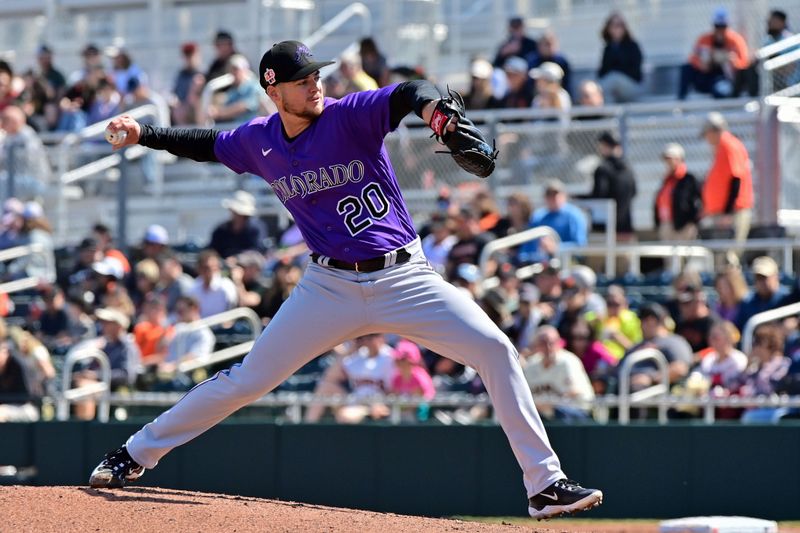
[0,6,799,424]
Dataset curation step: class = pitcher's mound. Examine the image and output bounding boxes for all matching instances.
[0,485,548,532]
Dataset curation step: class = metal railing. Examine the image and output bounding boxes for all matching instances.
[741,301,800,355]
[478,226,560,276]
[54,104,167,244]
[0,243,49,295]
[57,345,112,423]
[617,348,670,425]
[560,243,715,276]
[175,307,262,374]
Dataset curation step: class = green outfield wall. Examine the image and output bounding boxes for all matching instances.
[1,422,798,520]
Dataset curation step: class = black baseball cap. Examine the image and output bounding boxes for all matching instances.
[258,40,334,89]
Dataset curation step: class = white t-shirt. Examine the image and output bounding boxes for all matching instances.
[189,274,238,318]
[342,345,395,398]
[522,348,595,405]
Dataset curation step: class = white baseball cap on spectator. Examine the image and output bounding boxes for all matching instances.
[529,62,564,83]
[92,256,125,280]
[503,56,529,74]
[229,54,251,72]
[95,307,130,330]
[456,263,481,283]
[143,224,169,245]
[470,58,493,80]
[222,190,257,217]
[662,143,685,160]
[23,201,44,220]
[562,265,597,291]
[752,256,779,278]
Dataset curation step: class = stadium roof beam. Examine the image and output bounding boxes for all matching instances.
[0,0,46,17]
[59,0,149,10]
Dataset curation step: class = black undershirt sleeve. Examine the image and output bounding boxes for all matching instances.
[724,177,741,214]
[137,123,221,163]
[388,80,441,130]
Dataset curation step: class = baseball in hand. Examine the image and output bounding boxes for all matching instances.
[104,127,128,145]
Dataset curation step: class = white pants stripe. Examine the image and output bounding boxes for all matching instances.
[126,239,564,496]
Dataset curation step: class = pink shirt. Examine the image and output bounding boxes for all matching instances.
[391,367,436,400]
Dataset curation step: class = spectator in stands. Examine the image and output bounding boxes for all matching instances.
[131,258,160,312]
[696,320,747,392]
[737,323,792,423]
[590,284,641,361]
[497,56,535,109]
[464,58,500,110]
[530,62,571,121]
[262,261,302,320]
[421,214,456,275]
[521,180,587,263]
[391,339,435,400]
[209,190,267,258]
[445,208,494,280]
[0,105,51,199]
[64,237,101,295]
[678,7,750,99]
[561,315,616,386]
[359,37,390,87]
[35,44,66,97]
[154,295,214,391]
[73,307,140,420]
[577,80,605,112]
[67,44,104,87]
[700,112,753,248]
[620,303,692,392]
[92,223,131,274]
[674,284,717,354]
[654,142,703,241]
[207,55,260,123]
[87,77,121,125]
[480,287,514,335]
[0,61,21,113]
[582,131,636,236]
[6,201,56,283]
[471,189,502,234]
[35,285,79,355]
[0,330,39,422]
[157,253,193,317]
[110,49,147,97]
[136,224,170,265]
[306,334,395,424]
[0,198,24,249]
[8,325,55,397]
[735,256,789,330]
[597,12,644,103]
[230,250,269,321]
[713,266,748,323]
[172,42,205,125]
[205,30,237,83]
[762,10,799,92]
[494,16,538,68]
[451,263,482,301]
[510,283,544,351]
[520,325,594,421]
[99,278,136,325]
[556,265,606,328]
[133,294,171,368]
[336,51,378,95]
[493,191,533,241]
[189,249,237,318]
[531,30,572,95]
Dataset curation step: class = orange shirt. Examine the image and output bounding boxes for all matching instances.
[656,163,687,223]
[133,320,172,362]
[702,131,753,215]
[689,29,750,71]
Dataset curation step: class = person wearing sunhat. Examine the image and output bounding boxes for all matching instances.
[530,62,571,114]
[208,190,267,258]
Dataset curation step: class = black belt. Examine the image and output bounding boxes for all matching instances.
[311,248,412,272]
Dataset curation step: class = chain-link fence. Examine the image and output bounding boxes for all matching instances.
[386,98,761,232]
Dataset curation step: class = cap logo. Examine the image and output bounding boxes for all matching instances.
[263,68,276,85]
[294,44,312,63]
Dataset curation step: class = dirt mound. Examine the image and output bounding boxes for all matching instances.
[0,485,552,533]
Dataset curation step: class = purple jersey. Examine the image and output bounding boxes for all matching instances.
[213,84,417,261]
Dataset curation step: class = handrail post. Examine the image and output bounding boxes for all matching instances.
[618,348,669,425]
[58,346,112,422]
